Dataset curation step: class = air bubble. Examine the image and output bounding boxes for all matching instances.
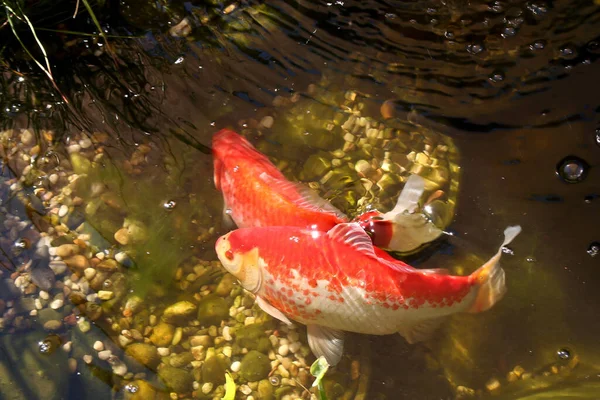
[557,348,571,360]
[466,44,484,54]
[125,384,139,393]
[595,128,600,147]
[502,27,516,38]
[163,200,177,210]
[558,46,577,60]
[556,156,589,184]
[269,375,281,386]
[526,257,536,263]
[489,71,505,83]
[530,40,546,51]
[587,242,600,257]
[501,246,515,255]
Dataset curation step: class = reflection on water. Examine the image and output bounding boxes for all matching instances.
[1,0,600,398]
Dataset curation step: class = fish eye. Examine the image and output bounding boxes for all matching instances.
[225,250,234,260]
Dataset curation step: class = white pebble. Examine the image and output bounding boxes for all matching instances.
[77,318,91,333]
[289,342,301,353]
[115,252,128,264]
[230,361,241,372]
[83,268,96,281]
[58,205,69,218]
[278,344,289,357]
[93,341,104,352]
[157,347,170,357]
[29,310,37,316]
[222,326,232,341]
[86,293,98,302]
[240,385,252,395]
[67,144,81,154]
[98,350,112,361]
[50,299,64,310]
[222,346,232,358]
[39,290,50,300]
[35,299,43,310]
[201,382,213,394]
[82,354,93,364]
[79,137,92,149]
[112,362,127,376]
[192,382,200,391]
[48,174,59,185]
[62,341,72,353]
[260,116,274,128]
[49,260,67,275]
[244,317,256,326]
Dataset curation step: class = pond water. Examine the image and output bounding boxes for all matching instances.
[0,0,599,399]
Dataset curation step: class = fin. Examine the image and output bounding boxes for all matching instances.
[221,202,236,230]
[259,172,348,220]
[213,158,222,190]
[307,325,345,366]
[468,225,522,313]
[397,317,447,344]
[327,223,377,256]
[419,268,449,275]
[256,296,293,326]
[383,174,425,217]
[385,213,443,252]
[328,223,415,273]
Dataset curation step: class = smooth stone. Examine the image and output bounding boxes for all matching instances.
[196,294,229,327]
[239,350,271,382]
[114,228,130,245]
[55,244,80,258]
[150,323,175,347]
[201,356,227,385]
[157,366,194,393]
[169,352,194,368]
[58,205,69,218]
[215,274,236,297]
[63,255,89,270]
[43,320,64,332]
[125,343,160,369]
[96,259,118,271]
[162,301,197,323]
[49,260,67,275]
[234,324,271,353]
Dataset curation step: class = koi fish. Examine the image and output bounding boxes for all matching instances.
[215,222,521,365]
[355,174,444,253]
[212,129,348,230]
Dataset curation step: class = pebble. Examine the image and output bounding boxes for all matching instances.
[84,268,96,281]
[62,341,72,352]
[222,326,232,341]
[43,320,63,332]
[208,326,218,337]
[240,385,252,395]
[55,244,80,258]
[114,228,130,245]
[68,358,77,373]
[77,318,91,333]
[115,252,128,264]
[39,290,49,300]
[58,205,69,218]
[485,378,501,392]
[29,310,37,316]
[222,346,232,358]
[231,361,241,372]
[98,290,114,300]
[201,382,213,394]
[260,116,274,128]
[48,174,59,185]
[172,327,183,346]
[157,347,170,357]
[93,341,104,352]
[98,350,112,361]
[118,334,133,347]
[21,129,35,146]
[289,342,301,353]
[112,362,128,376]
[244,317,255,326]
[50,299,64,310]
[278,344,289,357]
[83,354,93,364]
[35,299,43,310]
[79,137,92,149]
[49,260,67,275]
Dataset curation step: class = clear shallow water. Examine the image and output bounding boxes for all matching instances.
[1,0,600,399]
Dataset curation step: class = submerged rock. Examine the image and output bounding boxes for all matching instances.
[158,366,194,393]
[125,343,160,369]
[239,350,271,382]
[150,322,175,347]
[196,294,229,327]
[162,301,197,323]
[234,324,271,353]
[201,356,228,385]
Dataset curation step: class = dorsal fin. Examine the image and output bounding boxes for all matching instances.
[259,172,348,220]
[327,223,414,273]
[327,223,377,256]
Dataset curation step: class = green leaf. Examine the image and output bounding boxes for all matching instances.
[221,372,236,400]
[310,356,330,400]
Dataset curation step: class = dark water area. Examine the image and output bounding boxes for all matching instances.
[1,0,600,399]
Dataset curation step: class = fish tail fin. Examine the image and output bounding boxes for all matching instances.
[468,225,522,313]
[385,174,425,219]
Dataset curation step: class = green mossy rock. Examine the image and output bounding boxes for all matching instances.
[201,356,228,385]
[197,294,229,327]
[125,343,160,369]
[239,350,271,382]
[234,324,271,353]
[158,366,194,393]
[150,323,175,347]
[162,301,197,323]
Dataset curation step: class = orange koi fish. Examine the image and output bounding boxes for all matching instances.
[212,129,348,230]
[216,223,521,365]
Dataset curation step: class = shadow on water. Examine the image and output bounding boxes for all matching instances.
[0,0,600,399]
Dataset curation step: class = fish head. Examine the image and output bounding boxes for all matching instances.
[355,211,393,248]
[215,231,263,293]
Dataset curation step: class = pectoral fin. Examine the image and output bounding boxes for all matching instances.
[221,202,236,230]
[307,325,345,366]
[256,296,292,326]
[397,317,447,344]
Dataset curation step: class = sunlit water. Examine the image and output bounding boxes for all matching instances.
[1,0,600,399]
